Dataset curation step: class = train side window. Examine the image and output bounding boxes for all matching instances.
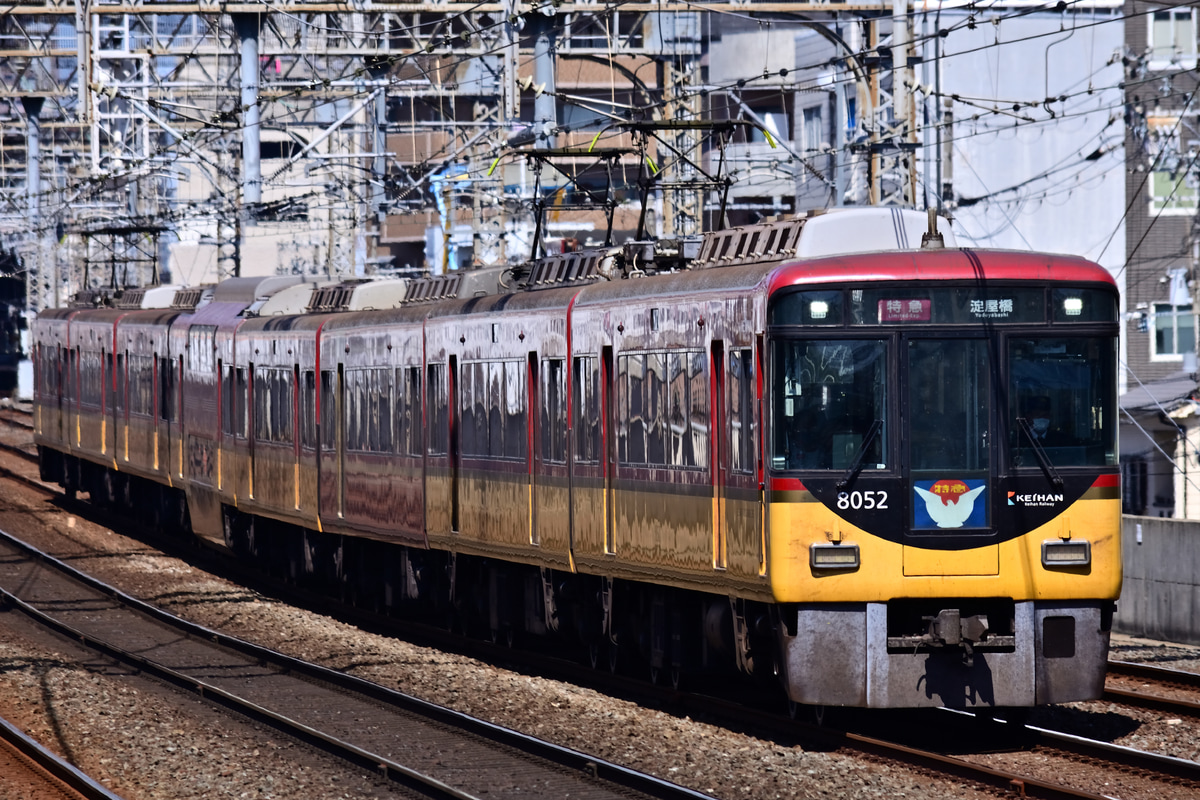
[668,353,693,467]
[690,351,709,469]
[426,363,448,455]
[645,352,666,465]
[618,354,640,463]
[729,349,754,473]
[373,368,393,453]
[299,370,316,449]
[344,369,362,451]
[393,367,422,455]
[573,356,600,463]
[541,358,566,463]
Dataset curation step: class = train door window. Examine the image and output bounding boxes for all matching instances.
[254,367,271,442]
[427,363,448,455]
[158,356,174,422]
[504,360,527,460]
[221,365,234,435]
[458,362,477,455]
[235,367,248,438]
[909,340,988,474]
[729,349,754,473]
[540,358,566,463]
[274,369,294,445]
[573,356,600,463]
[115,353,125,412]
[319,369,336,450]
[300,370,317,449]
[395,366,422,456]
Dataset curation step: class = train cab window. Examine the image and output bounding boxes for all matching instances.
[1009,337,1116,468]
[772,340,888,472]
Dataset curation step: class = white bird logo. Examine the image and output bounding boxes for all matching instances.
[914,485,986,528]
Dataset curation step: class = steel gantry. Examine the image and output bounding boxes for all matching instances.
[0,0,918,309]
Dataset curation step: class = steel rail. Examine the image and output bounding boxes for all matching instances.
[0,527,718,800]
[0,716,130,800]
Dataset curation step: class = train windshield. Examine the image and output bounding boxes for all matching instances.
[1009,337,1116,468]
[772,340,888,471]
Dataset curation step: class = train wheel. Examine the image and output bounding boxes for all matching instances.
[670,666,682,690]
[607,644,620,673]
[587,643,600,670]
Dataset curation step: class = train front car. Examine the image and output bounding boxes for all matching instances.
[766,248,1120,710]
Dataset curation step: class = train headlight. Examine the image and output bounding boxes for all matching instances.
[1061,297,1084,316]
[1041,539,1090,567]
[809,300,830,320]
[810,543,860,570]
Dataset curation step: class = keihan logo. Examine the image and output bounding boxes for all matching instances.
[914,479,986,529]
[1008,491,1064,508]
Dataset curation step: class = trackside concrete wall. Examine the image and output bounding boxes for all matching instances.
[1116,516,1200,645]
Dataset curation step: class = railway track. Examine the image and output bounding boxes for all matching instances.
[0,715,128,800]
[0,441,1197,799]
[0,526,717,800]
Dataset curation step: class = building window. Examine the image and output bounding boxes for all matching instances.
[1153,302,1196,359]
[1150,8,1197,66]
[801,106,823,154]
[1146,115,1198,215]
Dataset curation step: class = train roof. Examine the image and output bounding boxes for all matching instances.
[767,248,1117,293]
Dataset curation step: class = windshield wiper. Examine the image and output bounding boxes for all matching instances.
[1017,416,1064,488]
[837,419,883,490]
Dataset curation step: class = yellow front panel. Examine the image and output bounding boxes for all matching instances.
[903,545,997,576]
[769,495,1121,603]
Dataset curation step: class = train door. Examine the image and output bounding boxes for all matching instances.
[293,363,301,510]
[247,362,255,499]
[528,353,539,544]
[711,341,728,569]
[449,355,460,533]
[903,337,997,576]
[601,345,615,554]
[118,352,127,462]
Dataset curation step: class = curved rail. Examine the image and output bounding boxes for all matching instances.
[0,526,717,800]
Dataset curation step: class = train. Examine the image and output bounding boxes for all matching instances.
[30,207,1121,710]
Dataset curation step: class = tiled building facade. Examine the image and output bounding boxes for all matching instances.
[1121,2,1200,516]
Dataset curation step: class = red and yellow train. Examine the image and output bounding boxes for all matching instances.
[32,208,1121,709]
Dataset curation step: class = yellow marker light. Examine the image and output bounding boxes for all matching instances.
[1062,297,1084,316]
[1042,539,1090,567]
[810,543,860,570]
